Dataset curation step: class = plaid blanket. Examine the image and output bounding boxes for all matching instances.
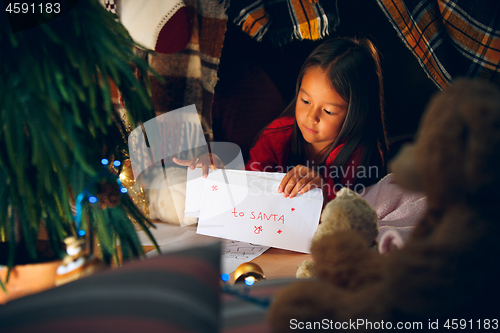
[101,0,226,139]
[232,0,339,47]
[150,0,229,141]
[377,0,500,89]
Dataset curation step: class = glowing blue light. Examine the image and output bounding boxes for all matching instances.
[88,196,97,203]
[221,273,230,282]
[244,276,255,286]
[101,158,109,165]
[113,160,121,167]
[78,230,86,236]
[120,187,128,194]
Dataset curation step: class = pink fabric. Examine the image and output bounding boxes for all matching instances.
[378,229,406,254]
[360,173,427,249]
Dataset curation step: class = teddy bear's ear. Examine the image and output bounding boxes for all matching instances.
[378,229,405,254]
[390,144,424,192]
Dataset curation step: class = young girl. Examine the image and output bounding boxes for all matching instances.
[175,37,387,202]
[245,37,388,201]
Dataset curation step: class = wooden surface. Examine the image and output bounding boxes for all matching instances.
[142,245,311,280]
[0,260,61,304]
[233,248,311,280]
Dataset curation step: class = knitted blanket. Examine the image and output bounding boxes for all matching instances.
[377,0,500,89]
[150,0,229,141]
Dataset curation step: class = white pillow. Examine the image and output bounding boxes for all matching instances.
[147,166,198,226]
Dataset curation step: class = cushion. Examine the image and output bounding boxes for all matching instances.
[147,166,199,226]
[118,0,190,54]
[221,278,296,333]
[0,242,221,333]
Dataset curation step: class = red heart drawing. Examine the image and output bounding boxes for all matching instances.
[291,208,295,212]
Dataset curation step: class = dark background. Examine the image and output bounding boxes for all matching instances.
[212,0,439,162]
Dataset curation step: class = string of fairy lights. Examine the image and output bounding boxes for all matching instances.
[220,272,272,308]
[73,158,149,236]
[72,157,271,307]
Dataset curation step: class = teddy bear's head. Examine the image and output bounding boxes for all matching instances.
[316,187,378,246]
[392,79,500,209]
[295,188,379,278]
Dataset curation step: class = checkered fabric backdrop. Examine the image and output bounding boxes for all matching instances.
[377,0,500,89]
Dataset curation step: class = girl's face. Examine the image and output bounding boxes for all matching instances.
[295,66,348,158]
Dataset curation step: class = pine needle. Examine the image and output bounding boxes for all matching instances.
[0,0,158,273]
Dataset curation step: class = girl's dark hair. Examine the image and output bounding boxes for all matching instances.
[287,37,388,187]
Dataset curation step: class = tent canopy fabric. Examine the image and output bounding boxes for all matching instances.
[377,0,500,89]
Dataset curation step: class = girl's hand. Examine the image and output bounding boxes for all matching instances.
[278,165,323,198]
[172,153,224,178]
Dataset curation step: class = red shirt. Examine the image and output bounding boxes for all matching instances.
[245,116,362,201]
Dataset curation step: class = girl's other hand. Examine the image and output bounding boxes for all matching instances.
[278,165,323,198]
[172,153,224,178]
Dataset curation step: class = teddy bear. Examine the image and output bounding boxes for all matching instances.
[268,79,500,332]
[296,187,379,278]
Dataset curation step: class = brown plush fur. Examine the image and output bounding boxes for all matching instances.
[314,188,379,246]
[268,79,500,332]
[296,188,379,278]
[311,231,383,290]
